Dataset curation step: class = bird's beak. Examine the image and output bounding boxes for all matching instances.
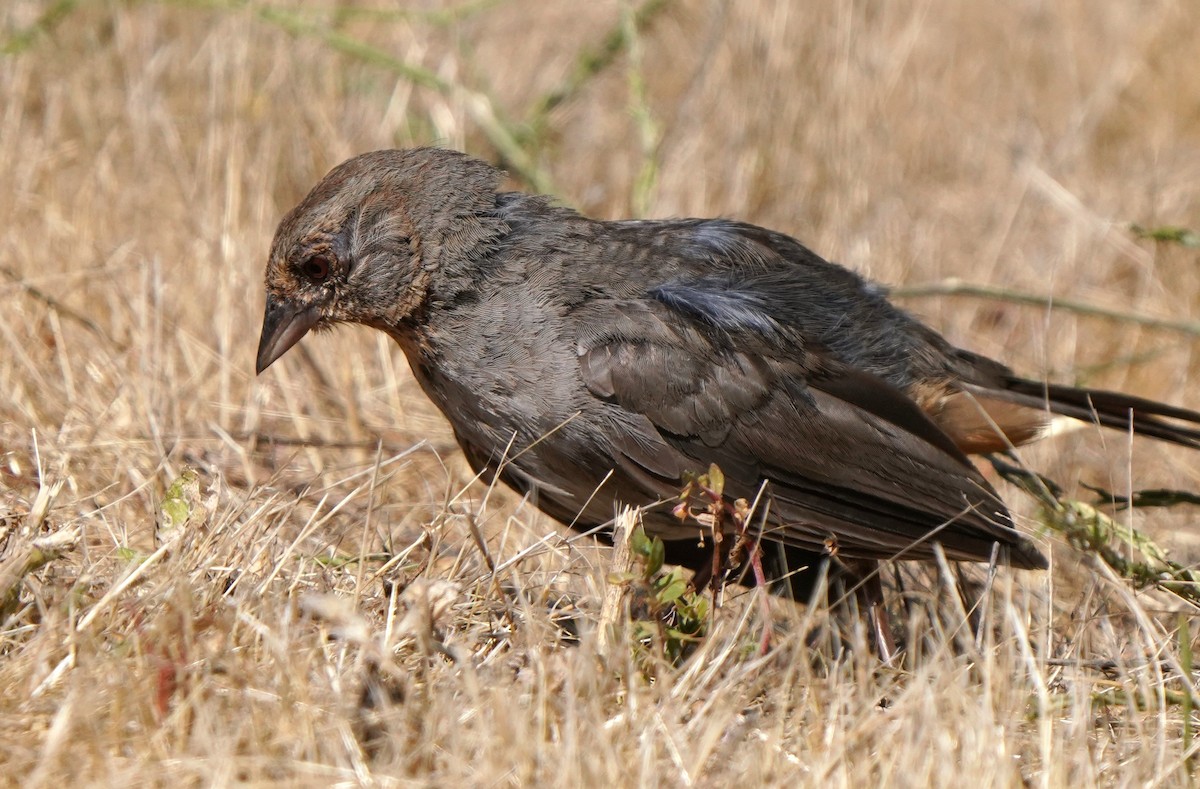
[256,297,320,374]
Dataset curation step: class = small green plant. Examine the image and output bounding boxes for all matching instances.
[673,463,774,653]
[673,464,749,588]
[608,525,709,666]
[991,456,1200,605]
[1131,223,1200,248]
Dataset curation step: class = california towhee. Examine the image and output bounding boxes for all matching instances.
[256,147,1200,600]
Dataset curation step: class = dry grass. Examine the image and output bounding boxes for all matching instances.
[3,0,1200,785]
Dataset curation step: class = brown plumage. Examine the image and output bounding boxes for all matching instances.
[256,147,1200,593]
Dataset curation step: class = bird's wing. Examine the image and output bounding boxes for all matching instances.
[573,296,1045,568]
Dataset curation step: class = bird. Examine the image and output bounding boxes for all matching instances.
[256,147,1200,644]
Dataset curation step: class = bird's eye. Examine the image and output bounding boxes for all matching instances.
[300,256,332,283]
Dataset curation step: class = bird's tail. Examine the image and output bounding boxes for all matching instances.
[994,377,1200,450]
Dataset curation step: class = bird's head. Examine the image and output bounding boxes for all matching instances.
[256,147,504,374]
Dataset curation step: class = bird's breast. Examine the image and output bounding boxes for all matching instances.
[398,303,587,447]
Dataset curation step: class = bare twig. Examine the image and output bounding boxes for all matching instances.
[622,0,661,217]
[524,0,671,133]
[1,265,118,347]
[256,5,555,193]
[893,278,1200,338]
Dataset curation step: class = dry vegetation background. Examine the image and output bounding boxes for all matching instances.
[2,0,1200,785]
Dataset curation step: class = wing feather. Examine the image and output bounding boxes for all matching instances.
[574,298,1045,568]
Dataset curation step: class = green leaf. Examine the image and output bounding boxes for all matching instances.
[631,621,656,641]
[116,546,145,564]
[1082,482,1200,510]
[647,534,665,576]
[654,572,687,604]
[630,526,653,558]
[707,463,725,496]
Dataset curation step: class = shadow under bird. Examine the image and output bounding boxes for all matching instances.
[256,147,1200,628]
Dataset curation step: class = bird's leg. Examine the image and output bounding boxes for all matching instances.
[846,558,897,664]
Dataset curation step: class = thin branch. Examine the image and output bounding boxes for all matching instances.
[893,278,1200,338]
[244,432,430,452]
[622,1,660,217]
[257,5,555,193]
[524,0,670,134]
[1,264,119,348]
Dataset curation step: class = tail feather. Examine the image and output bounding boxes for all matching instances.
[997,377,1200,450]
